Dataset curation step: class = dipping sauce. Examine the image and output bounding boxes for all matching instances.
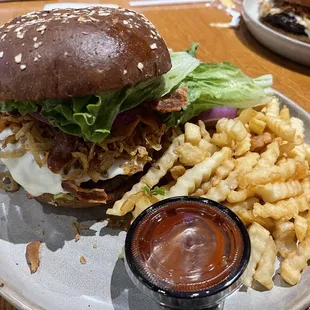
[125,197,250,310]
[129,198,245,293]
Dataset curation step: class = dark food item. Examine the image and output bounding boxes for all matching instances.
[0,7,171,101]
[36,172,144,208]
[259,0,310,42]
[47,132,78,173]
[263,13,306,35]
[151,87,188,114]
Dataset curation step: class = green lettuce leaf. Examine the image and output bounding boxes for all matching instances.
[165,62,273,127]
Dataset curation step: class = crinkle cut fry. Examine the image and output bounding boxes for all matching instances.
[167,147,232,197]
[255,141,280,170]
[265,97,280,118]
[273,220,297,259]
[266,117,296,142]
[205,153,259,202]
[281,236,310,285]
[255,180,303,203]
[254,236,278,290]
[238,158,297,189]
[253,197,300,220]
[242,223,270,287]
[216,118,248,142]
[106,135,184,216]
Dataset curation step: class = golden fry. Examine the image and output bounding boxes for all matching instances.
[255,180,303,203]
[170,165,186,180]
[185,122,201,146]
[242,223,270,287]
[168,148,232,197]
[281,236,310,285]
[279,105,290,121]
[253,198,299,220]
[254,236,278,290]
[294,215,308,242]
[265,98,280,118]
[249,118,266,135]
[238,108,258,124]
[273,220,297,259]
[175,142,205,166]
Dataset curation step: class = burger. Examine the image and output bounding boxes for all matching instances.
[259,0,310,43]
[0,7,273,209]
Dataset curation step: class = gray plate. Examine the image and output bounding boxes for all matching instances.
[0,91,309,310]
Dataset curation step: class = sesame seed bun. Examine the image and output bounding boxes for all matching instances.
[0,7,171,101]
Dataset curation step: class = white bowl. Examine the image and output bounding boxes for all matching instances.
[242,0,310,66]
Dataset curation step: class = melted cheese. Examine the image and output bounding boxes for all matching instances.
[0,128,65,196]
[74,159,126,185]
[0,129,126,196]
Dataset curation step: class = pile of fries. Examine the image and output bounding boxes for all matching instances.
[107,97,310,290]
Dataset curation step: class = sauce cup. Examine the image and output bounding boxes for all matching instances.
[125,196,251,310]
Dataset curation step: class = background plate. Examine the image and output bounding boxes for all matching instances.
[241,0,310,66]
[0,91,309,310]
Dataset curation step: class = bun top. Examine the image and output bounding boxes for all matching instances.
[0,7,171,101]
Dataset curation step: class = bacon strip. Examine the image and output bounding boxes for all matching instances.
[47,132,78,173]
[152,87,188,114]
[62,181,108,203]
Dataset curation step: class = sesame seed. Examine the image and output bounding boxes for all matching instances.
[98,12,110,16]
[34,42,42,49]
[37,54,41,59]
[82,32,88,35]
[42,13,48,17]
[36,25,46,32]
[14,53,22,64]
[41,30,45,35]
[137,62,144,70]
[53,13,61,16]
[33,37,37,41]
[7,25,15,30]
[0,52,3,58]
[64,52,68,56]
[34,56,38,62]
[150,43,157,49]
[16,32,24,39]
[1,34,6,40]
[123,70,127,74]
[123,20,129,25]
[20,64,26,70]
[14,26,23,33]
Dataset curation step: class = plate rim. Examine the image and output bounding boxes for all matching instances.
[241,0,310,49]
[0,90,309,310]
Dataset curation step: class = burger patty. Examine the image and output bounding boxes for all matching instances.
[37,173,144,208]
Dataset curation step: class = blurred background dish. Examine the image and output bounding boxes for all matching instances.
[242,0,310,66]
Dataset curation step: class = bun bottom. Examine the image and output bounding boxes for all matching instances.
[261,20,310,44]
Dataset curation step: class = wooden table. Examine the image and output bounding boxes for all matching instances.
[0,0,309,309]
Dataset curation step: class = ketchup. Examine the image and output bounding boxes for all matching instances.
[130,200,244,293]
